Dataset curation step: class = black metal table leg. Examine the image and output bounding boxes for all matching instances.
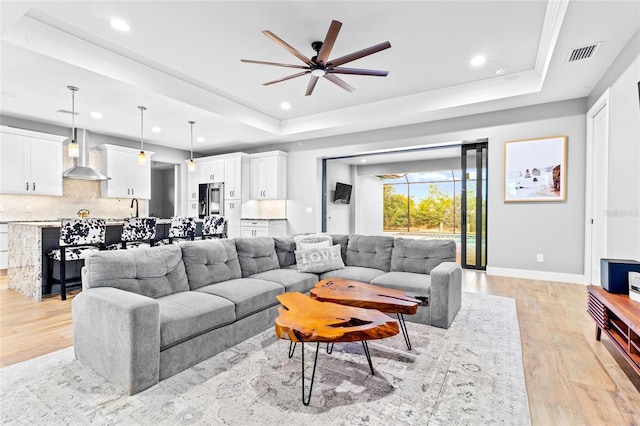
[361,341,374,375]
[326,342,334,354]
[301,341,320,406]
[288,341,297,358]
[397,313,412,350]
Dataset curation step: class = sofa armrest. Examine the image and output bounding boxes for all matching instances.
[429,261,462,329]
[72,287,160,395]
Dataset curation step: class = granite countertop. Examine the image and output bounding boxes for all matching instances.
[9,218,174,228]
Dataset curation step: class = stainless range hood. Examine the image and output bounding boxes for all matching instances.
[62,128,110,181]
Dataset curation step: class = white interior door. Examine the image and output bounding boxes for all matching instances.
[586,91,609,285]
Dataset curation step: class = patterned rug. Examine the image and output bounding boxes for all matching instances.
[0,292,530,425]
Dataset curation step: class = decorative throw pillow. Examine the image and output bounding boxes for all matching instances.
[293,233,333,251]
[295,244,345,274]
[297,239,331,251]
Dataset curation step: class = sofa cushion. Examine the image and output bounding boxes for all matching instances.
[195,278,284,319]
[332,234,350,263]
[295,244,345,273]
[320,266,386,282]
[157,291,236,351]
[391,238,456,275]
[346,235,395,272]
[180,239,241,290]
[250,269,318,293]
[234,237,280,278]
[83,245,189,298]
[370,271,432,297]
[273,236,297,268]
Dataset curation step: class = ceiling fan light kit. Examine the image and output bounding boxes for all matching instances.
[241,20,391,96]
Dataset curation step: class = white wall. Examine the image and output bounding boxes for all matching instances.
[588,29,640,262]
[603,54,640,260]
[325,161,354,234]
[355,175,383,234]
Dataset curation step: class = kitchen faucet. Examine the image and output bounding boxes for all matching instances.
[130,198,139,218]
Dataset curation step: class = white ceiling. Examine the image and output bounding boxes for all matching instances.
[1,1,638,155]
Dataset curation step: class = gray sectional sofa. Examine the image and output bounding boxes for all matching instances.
[73,234,461,395]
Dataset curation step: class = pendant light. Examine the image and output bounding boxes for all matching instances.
[137,106,147,166]
[67,86,80,158]
[187,120,196,172]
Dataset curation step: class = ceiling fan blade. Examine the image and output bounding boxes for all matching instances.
[316,20,342,65]
[328,41,391,68]
[305,76,319,96]
[324,73,355,93]
[263,71,310,86]
[329,67,389,77]
[262,30,313,65]
[241,59,309,70]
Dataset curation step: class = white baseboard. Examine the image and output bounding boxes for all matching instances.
[485,266,586,285]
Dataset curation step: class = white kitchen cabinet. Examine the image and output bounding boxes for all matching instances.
[224,199,243,238]
[186,164,199,201]
[0,127,65,196]
[186,162,199,217]
[224,154,250,200]
[186,200,199,218]
[250,151,287,200]
[98,144,154,199]
[197,159,224,183]
[241,219,287,237]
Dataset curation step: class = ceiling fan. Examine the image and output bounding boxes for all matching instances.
[241,20,391,96]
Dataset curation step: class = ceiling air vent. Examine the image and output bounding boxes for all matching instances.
[566,42,601,62]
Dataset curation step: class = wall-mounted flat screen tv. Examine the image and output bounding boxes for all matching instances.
[333,182,352,204]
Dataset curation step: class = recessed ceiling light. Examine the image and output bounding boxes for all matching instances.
[470,55,486,67]
[151,126,161,133]
[196,137,205,143]
[360,159,367,163]
[280,101,291,110]
[494,67,507,76]
[90,111,103,119]
[110,18,130,32]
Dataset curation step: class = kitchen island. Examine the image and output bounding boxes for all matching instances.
[6,219,194,301]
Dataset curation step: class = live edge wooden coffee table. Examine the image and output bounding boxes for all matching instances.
[310,278,420,350]
[275,292,399,405]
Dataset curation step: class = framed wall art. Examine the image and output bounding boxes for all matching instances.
[504,136,567,202]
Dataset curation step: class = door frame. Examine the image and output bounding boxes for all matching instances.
[584,89,610,285]
[461,140,488,270]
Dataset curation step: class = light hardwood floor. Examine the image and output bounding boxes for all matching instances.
[1,271,639,424]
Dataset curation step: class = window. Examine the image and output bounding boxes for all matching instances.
[382,171,464,235]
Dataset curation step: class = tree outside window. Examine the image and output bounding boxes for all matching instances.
[382,171,470,236]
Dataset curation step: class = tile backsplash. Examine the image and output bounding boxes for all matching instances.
[0,149,146,221]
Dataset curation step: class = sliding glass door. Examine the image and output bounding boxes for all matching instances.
[461,142,488,269]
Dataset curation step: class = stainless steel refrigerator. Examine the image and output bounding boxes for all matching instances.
[198,182,224,218]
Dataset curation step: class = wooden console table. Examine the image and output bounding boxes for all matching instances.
[587,285,640,375]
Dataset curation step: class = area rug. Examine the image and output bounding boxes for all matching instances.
[0,292,530,425]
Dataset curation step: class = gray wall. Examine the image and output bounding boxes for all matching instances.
[279,98,588,275]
